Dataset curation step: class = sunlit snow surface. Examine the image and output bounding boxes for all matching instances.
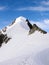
[0,16,49,65]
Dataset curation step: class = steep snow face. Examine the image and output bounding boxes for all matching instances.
[4,16,30,39]
[0,16,30,62]
[6,16,30,31]
[2,16,30,34]
[0,16,49,65]
[14,16,30,30]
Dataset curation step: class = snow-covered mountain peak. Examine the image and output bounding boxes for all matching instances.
[2,16,29,33]
[14,16,30,30]
[2,16,47,35]
[14,16,29,29]
[6,16,30,31]
[15,16,26,23]
[0,16,49,65]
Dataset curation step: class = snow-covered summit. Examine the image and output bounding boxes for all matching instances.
[15,16,26,23]
[2,16,30,33]
[13,16,30,30]
[0,16,47,47]
[0,16,48,65]
[2,16,47,35]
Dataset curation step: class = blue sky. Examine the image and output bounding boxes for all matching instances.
[0,0,49,32]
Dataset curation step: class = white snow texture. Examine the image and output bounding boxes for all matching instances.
[0,16,49,65]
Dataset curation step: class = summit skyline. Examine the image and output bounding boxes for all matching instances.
[0,0,49,32]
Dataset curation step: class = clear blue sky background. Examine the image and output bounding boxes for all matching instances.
[0,0,49,32]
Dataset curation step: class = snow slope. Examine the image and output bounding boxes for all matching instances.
[0,16,49,65]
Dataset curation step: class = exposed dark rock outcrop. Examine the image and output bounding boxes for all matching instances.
[2,27,7,32]
[9,19,16,26]
[26,19,47,35]
[26,19,33,29]
[2,19,16,32]
[0,31,11,47]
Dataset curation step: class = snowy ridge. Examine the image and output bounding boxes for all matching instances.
[2,16,29,33]
[0,16,49,65]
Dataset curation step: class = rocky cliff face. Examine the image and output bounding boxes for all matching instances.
[0,31,11,47]
[26,19,47,35]
[29,24,47,35]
